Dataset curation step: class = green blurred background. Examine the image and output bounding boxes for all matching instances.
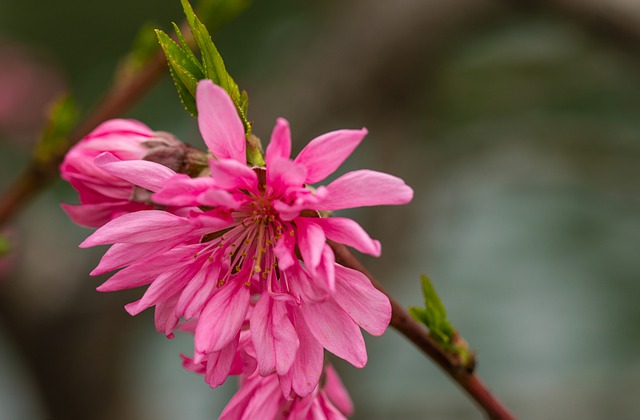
[1,0,640,419]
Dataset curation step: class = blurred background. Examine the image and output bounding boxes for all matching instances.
[1,0,640,419]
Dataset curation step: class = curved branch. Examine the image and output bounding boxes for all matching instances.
[0,50,168,227]
[330,242,516,420]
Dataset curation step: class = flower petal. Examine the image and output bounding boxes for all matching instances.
[204,336,238,388]
[318,169,413,211]
[61,201,149,228]
[208,158,258,191]
[87,118,153,139]
[294,128,367,184]
[175,260,220,320]
[265,118,291,168]
[295,218,326,273]
[300,298,367,368]
[300,216,381,257]
[317,244,336,292]
[196,80,245,164]
[195,281,251,353]
[80,210,193,247]
[152,174,216,207]
[91,240,177,275]
[250,294,299,376]
[273,223,297,271]
[266,158,307,198]
[291,310,325,397]
[197,189,246,210]
[124,262,194,316]
[324,365,354,416]
[154,293,181,338]
[333,265,391,336]
[95,152,176,192]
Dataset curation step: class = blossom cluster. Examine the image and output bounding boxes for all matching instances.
[61,79,413,418]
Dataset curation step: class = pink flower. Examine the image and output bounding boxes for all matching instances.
[60,119,199,228]
[60,119,156,227]
[77,79,412,394]
[219,364,354,420]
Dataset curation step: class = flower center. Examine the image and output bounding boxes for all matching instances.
[200,192,286,289]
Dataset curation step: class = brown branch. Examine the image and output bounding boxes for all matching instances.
[0,40,170,227]
[330,242,516,420]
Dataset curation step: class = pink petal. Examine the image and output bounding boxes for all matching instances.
[91,240,177,275]
[155,293,181,338]
[324,365,354,416]
[295,218,326,273]
[318,394,349,420]
[219,375,263,420]
[80,210,193,247]
[152,175,217,206]
[124,263,193,316]
[61,201,149,228]
[318,170,413,211]
[87,118,153,139]
[294,128,367,184]
[265,118,291,168]
[189,210,235,231]
[273,191,325,222]
[175,261,220,320]
[266,158,307,197]
[196,80,246,164]
[291,310,325,397]
[332,265,391,336]
[95,152,176,192]
[273,224,297,271]
[195,281,251,353]
[197,189,246,209]
[208,158,258,191]
[96,245,202,292]
[250,294,299,376]
[95,263,157,292]
[317,244,336,292]
[300,299,367,368]
[204,336,238,388]
[300,217,381,257]
[220,375,281,420]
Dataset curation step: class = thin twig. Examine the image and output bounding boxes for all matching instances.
[0,40,171,227]
[330,242,516,420]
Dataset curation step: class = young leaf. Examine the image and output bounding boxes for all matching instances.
[178,0,250,133]
[155,29,206,115]
[409,275,474,366]
[409,275,455,344]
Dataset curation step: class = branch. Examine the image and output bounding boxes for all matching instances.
[330,242,516,420]
[0,37,171,227]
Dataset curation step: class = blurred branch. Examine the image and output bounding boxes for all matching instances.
[0,47,168,227]
[330,242,516,420]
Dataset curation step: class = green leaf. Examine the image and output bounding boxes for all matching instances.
[409,275,455,345]
[409,275,474,366]
[34,95,79,164]
[157,0,260,163]
[155,29,206,115]
[179,0,251,133]
[171,22,205,75]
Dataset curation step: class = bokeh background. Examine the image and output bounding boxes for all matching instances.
[1,0,640,419]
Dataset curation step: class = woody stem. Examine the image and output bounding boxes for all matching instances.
[329,241,516,420]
